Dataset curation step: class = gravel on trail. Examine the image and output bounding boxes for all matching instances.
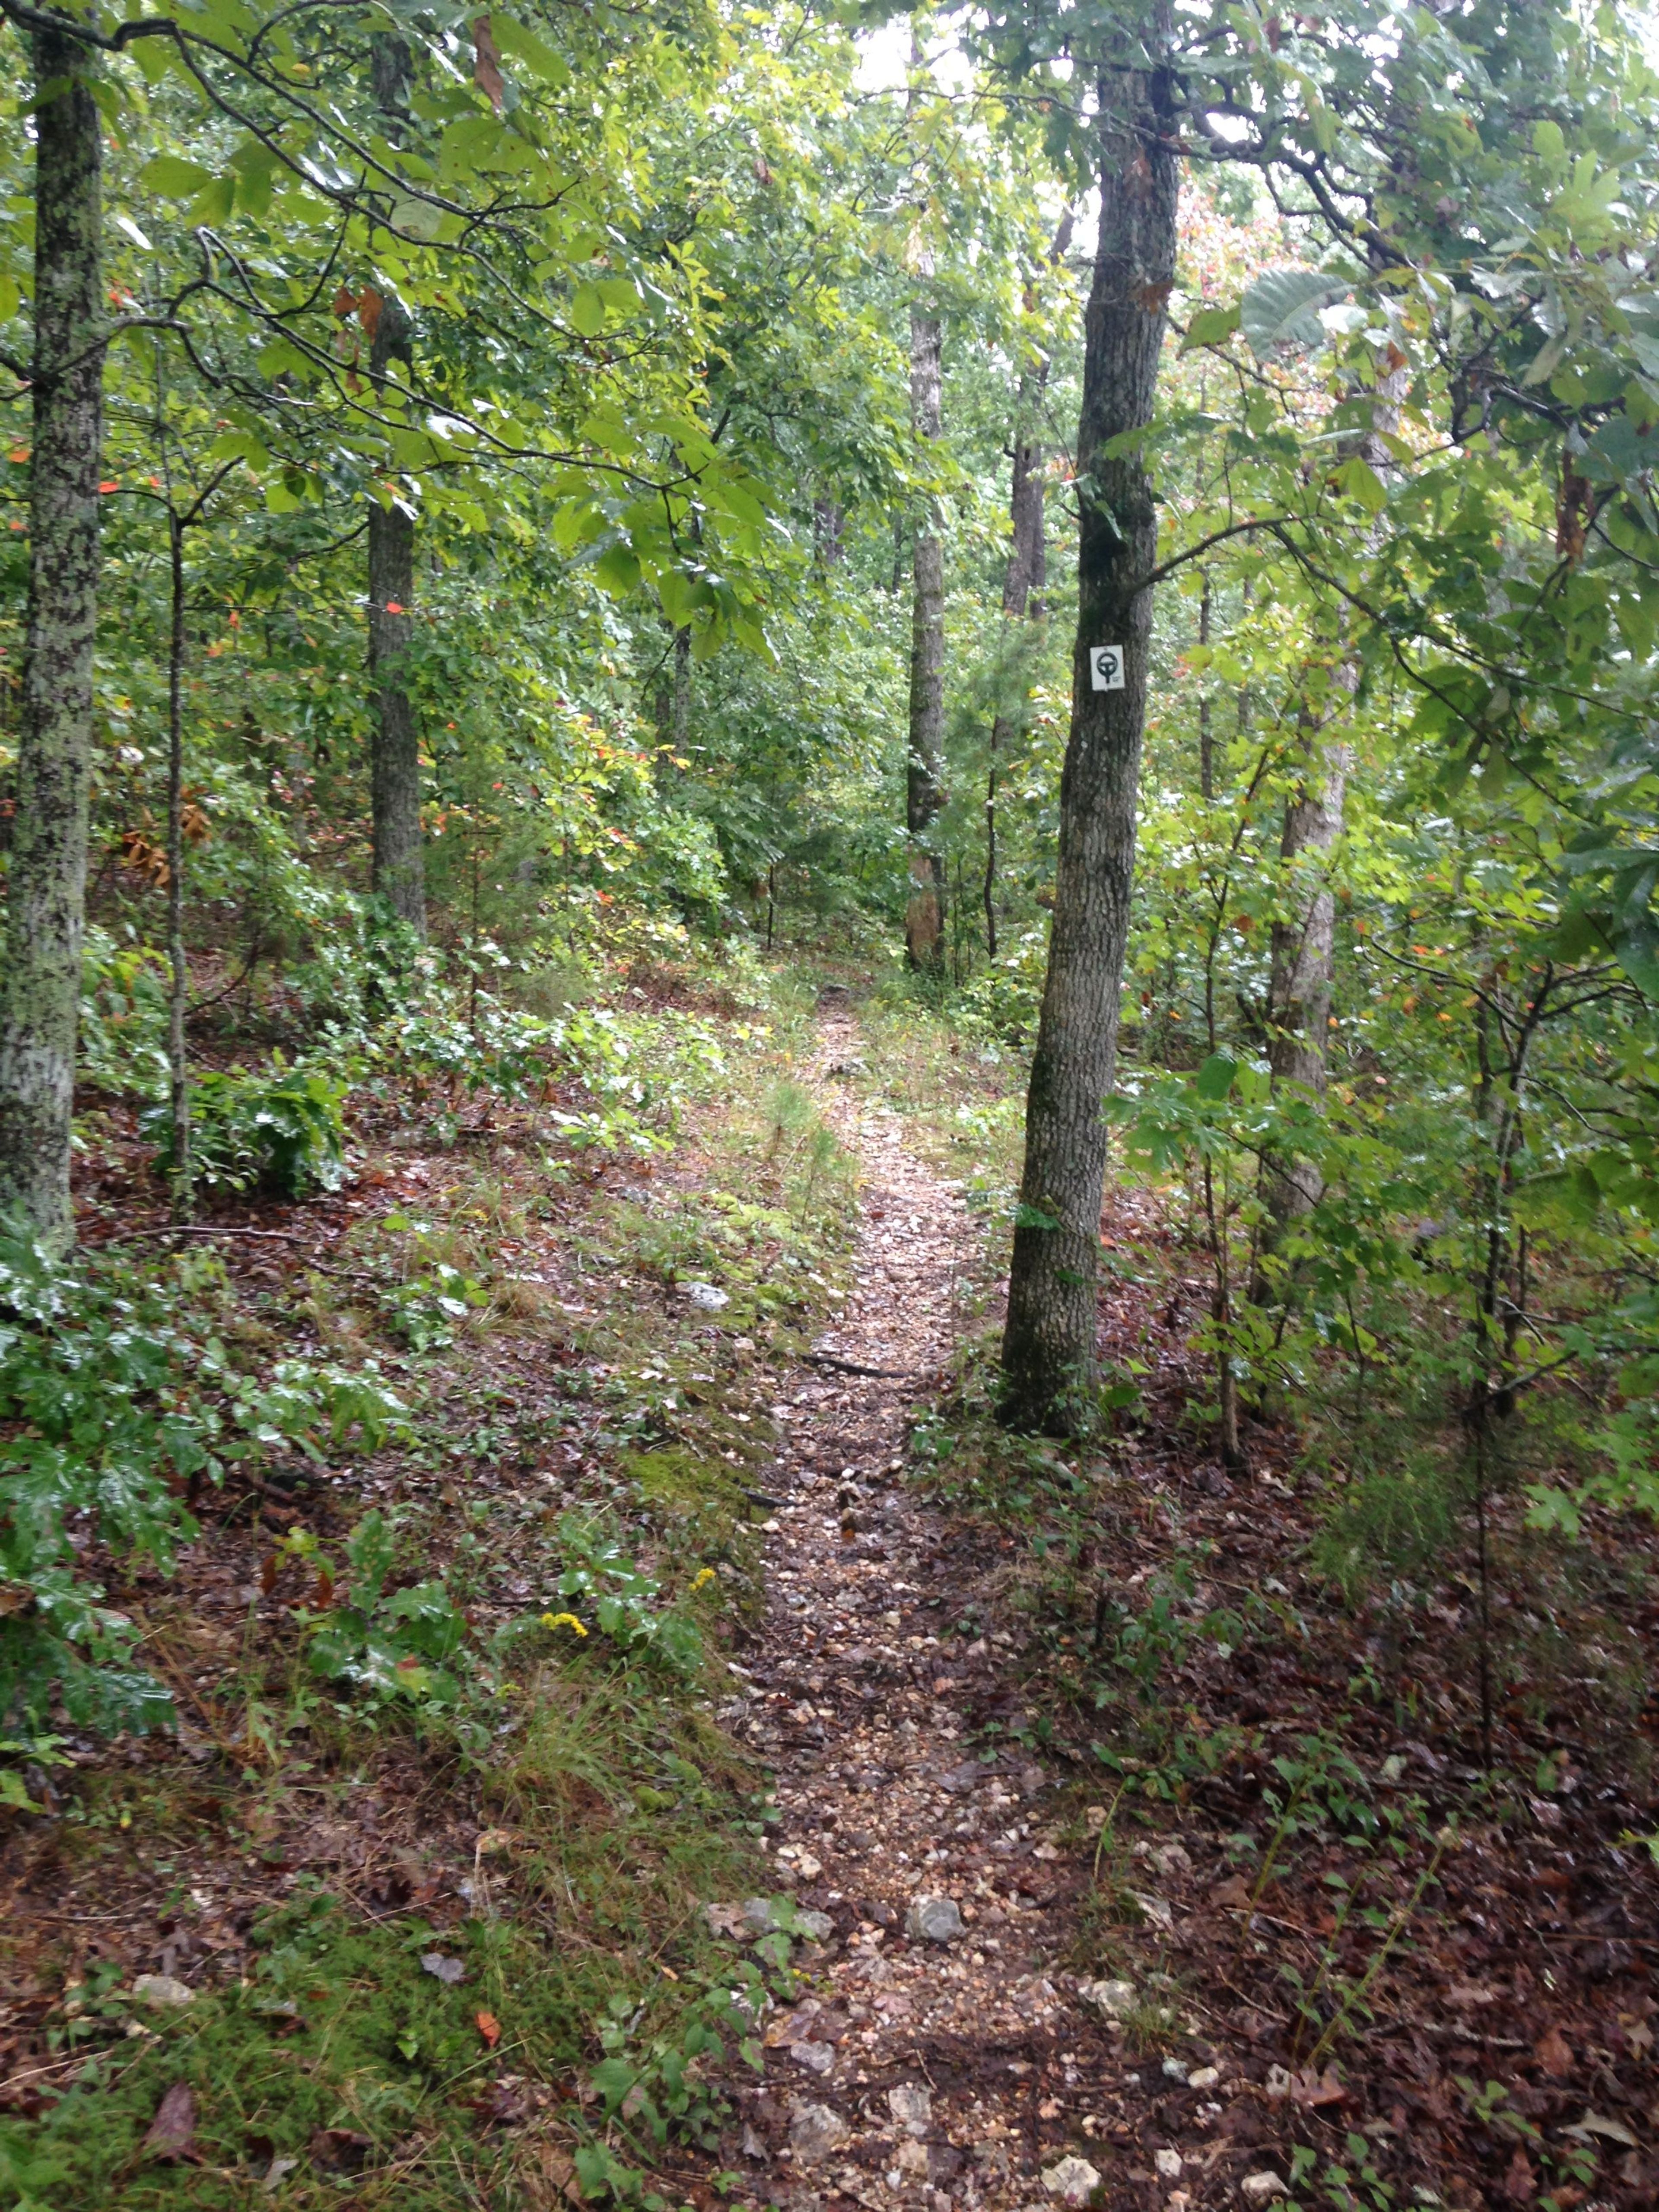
[709,1015,1212,2212]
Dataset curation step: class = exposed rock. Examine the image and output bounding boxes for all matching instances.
[905,1893,963,1943]
[1077,1977,1137,2021]
[1189,2066,1221,2091]
[888,2084,931,2136]
[1241,2175,1289,2206]
[133,1974,194,2008]
[1041,2154,1102,2204]
[1155,2147,1184,2179]
[788,2100,851,2165]
[685,1281,729,1311]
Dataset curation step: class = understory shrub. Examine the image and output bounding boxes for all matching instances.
[146,1059,348,1196]
[0,1229,404,1734]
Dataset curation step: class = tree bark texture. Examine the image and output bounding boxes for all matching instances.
[365,43,425,937]
[1001,43,1178,1433]
[0,28,104,1247]
[906,294,947,974]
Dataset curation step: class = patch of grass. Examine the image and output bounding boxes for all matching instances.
[0,1864,768,2211]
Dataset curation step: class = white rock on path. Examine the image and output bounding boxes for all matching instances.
[1041,2154,1101,2205]
[905,1893,963,1943]
[1154,2147,1184,2179]
[1240,2174,1289,2206]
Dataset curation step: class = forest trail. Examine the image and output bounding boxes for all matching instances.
[721,1006,1126,2212]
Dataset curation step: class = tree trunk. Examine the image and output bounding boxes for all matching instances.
[366,35,424,936]
[1000,41,1178,1433]
[985,213,1071,961]
[985,417,1046,964]
[905,291,947,974]
[1257,356,1405,1235]
[1198,567,1214,801]
[368,490,424,931]
[165,512,191,1224]
[1263,711,1346,1150]
[0,27,104,1248]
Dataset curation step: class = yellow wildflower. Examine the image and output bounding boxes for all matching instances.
[691,1567,717,1591]
[541,1611,588,1636]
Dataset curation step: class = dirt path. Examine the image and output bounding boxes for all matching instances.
[720,1011,1125,2212]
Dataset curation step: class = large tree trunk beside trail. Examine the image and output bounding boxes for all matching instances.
[0,28,104,1247]
[1000,41,1177,1433]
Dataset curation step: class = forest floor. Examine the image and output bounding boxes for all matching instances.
[0,973,1655,2212]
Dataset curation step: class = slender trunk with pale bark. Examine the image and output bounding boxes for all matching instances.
[165,512,191,1223]
[906,292,947,973]
[366,35,424,935]
[0,27,104,1246]
[1257,356,1405,1235]
[985,213,1071,961]
[985,433,1045,962]
[1000,40,1178,1433]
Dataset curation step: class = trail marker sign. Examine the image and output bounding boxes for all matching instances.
[1089,645,1126,692]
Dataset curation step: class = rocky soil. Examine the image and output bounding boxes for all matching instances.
[708,1016,1259,2212]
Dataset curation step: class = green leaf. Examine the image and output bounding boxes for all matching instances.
[1195,1054,1237,1102]
[1183,302,1239,351]
[593,542,641,596]
[189,174,237,226]
[141,155,213,197]
[1333,457,1388,513]
[1239,268,1351,356]
[1013,1202,1062,1231]
[570,285,607,337]
[491,15,571,87]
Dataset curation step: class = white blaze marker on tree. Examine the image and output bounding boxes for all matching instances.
[1089,644,1126,691]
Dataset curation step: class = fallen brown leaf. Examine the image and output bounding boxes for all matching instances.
[1503,2143,1536,2202]
[1290,2065,1345,2110]
[477,2009,502,2048]
[142,2082,196,2163]
[1534,2024,1573,2079]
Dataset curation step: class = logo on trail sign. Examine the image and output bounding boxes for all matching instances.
[1089,645,1126,692]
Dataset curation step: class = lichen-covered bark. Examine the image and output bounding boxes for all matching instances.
[1001,38,1178,1432]
[905,295,947,974]
[0,28,104,1247]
